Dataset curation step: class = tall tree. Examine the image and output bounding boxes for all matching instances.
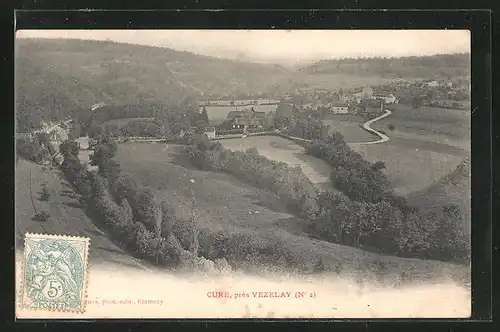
[200,107,209,123]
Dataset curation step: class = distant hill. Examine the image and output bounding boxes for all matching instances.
[15,38,471,132]
[301,53,471,79]
[15,38,299,132]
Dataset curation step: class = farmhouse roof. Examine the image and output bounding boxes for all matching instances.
[234,117,250,125]
[333,103,349,107]
[252,111,266,118]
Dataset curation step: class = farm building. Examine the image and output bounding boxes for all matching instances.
[351,86,374,103]
[226,107,267,128]
[331,103,349,114]
[371,93,399,104]
[76,136,90,150]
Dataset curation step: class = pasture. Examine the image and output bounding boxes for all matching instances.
[115,142,469,283]
[322,114,376,143]
[408,162,471,233]
[350,142,465,195]
[376,104,470,153]
[348,105,470,195]
[115,142,302,232]
[217,136,333,185]
[14,158,146,268]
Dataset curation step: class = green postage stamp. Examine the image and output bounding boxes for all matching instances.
[19,233,90,313]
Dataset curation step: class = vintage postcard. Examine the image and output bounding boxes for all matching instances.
[15,29,471,319]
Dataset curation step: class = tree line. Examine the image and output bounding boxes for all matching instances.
[58,135,231,274]
[184,129,470,263]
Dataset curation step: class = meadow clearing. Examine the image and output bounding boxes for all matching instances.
[375,104,470,153]
[115,142,470,283]
[319,105,470,196]
[322,114,376,143]
[14,158,150,269]
[360,105,470,195]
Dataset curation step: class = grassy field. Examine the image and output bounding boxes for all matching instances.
[350,143,465,195]
[217,136,333,185]
[343,105,470,195]
[14,158,150,268]
[407,161,471,232]
[322,114,376,143]
[376,104,470,153]
[115,142,469,283]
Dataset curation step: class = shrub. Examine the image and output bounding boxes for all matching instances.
[135,188,163,236]
[171,215,197,252]
[313,258,325,273]
[39,185,51,201]
[59,140,79,158]
[16,138,51,164]
[391,204,469,262]
[34,210,50,223]
[214,258,232,274]
[198,228,306,273]
[61,154,93,200]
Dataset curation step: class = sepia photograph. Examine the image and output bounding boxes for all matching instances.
[15,29,471,319]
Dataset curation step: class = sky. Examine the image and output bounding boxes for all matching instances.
[16,30,470,66]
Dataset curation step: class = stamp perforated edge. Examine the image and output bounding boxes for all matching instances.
[18,233,91,315]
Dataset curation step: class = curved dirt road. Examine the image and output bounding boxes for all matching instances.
[349,109,392,146]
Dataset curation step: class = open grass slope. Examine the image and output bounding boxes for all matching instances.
[347,105,470,195]
[322,114,376,143]
[115,142,469,284]
[15,158,150,270]
[375,104,470,154]
[407,159,471,231]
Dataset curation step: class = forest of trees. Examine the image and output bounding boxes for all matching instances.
[303,53,471,78]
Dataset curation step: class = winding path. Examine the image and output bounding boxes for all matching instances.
[349,109,392,146]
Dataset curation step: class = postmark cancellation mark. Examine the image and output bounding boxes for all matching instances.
[19,233,90,313]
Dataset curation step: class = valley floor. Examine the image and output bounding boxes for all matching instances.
[115,143,470,284]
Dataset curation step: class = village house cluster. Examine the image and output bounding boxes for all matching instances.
[281,85,394,115]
